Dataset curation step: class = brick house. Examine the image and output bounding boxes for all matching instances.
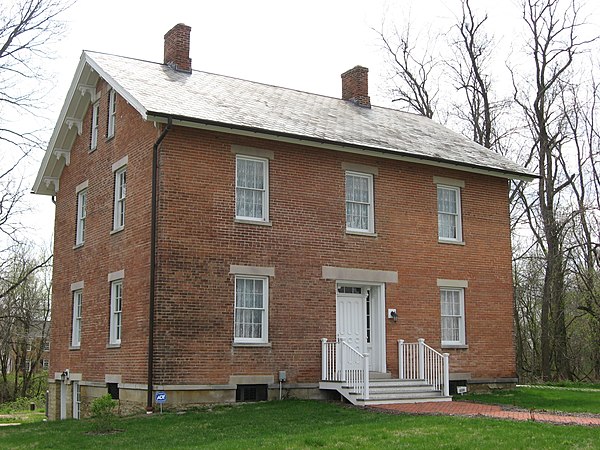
[34,24,532,419]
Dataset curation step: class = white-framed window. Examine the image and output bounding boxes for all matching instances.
[90,101,100,150]
[43,341,50,351]
[235,155,269,222]
[72,290,82,348]
[440,288,465,346]
[110,280,123,345]
[42,359,49,370]
[437,185,462,242]
[234,276,268,344]
[113,166,126,230]
[107,89,116,138]
[73,382,81,419]
[345,171,374,233]
[76,189,87,245]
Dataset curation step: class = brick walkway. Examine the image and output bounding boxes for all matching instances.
[372,401,600,426]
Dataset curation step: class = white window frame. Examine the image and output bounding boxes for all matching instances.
[73,381,80,419]
[440,287,466,346]
[90,101,100,150]
[235,155,269,222]
[345,171,374,233]
[71,289,82,348]
[75,188,87,245]
[42,359,49,370]
[107,89,116,138]
[109,279,123,345]
[437,184,463,242]
[233,276,269,344]
[113,165,126,231]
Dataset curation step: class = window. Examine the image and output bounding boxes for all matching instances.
[345,172,374,233]
[26,341,32,352]
[234,276,268,343]
[90,101,99,150]
[72,290,82,347]
[437,185,462,242]
[440,288,465,346]
[25,359,31,372]
[42,359,49,370]
[73,382,81,419]
[113,166,126,230]
[110,280,123,345]
[76,189,87,245]
[107,89,116,138]
[43,341,50,351]
[235,155,268,222]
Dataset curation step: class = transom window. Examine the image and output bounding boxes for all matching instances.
[440,288,465,346]
[107,89,116,138]
[437,185,462,242]
[113,166,126,230]
[72,290,82,348]
[90,101,99,150]
[345,171,374,233]
[235,156,268,222]
[234,276,268,343]
[110,280,123,345]
[76,189,87,245]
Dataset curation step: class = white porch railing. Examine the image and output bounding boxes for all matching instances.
[398,338,449,396]
[321,338,370,399]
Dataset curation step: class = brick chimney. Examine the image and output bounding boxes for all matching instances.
[164,24,192,73]
[341,66,370,108]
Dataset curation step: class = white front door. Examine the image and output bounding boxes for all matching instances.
[336,284,386,373]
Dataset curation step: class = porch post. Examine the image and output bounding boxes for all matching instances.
[418,338,425,380]
[321,338,327,381]
[443,352,450,397]
[398,339,404,380]
[363,352,370,400]
[339,338,346,382]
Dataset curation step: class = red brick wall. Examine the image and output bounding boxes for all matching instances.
[152,126,516,385]
[51,83,515,388]
[50,79,157,383]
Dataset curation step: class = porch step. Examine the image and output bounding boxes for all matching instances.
[321,378,452,406]
[369,371,392,379]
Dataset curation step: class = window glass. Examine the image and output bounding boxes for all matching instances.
[234,277,267,342]
[236,156,267,221]
[345,172,373,232]
[437,186,461,241]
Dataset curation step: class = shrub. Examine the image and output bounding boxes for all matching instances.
[90,394,118,433]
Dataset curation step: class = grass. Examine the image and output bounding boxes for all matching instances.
[458,386,600,414]
[0,400,599,449]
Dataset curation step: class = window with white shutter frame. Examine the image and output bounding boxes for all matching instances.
[235,155,268,222]
[345,171,374,233]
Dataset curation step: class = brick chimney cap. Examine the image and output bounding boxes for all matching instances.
[341,66,369,77]
[164,23,191,38]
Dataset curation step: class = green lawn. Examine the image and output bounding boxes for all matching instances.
[459,386,600,414]
[0,400,599,449]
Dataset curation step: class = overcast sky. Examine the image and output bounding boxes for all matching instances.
[16,0,600,245]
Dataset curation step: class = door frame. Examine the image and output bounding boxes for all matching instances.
[335,281,386,373]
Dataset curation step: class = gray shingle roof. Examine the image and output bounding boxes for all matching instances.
[87,51,533,178]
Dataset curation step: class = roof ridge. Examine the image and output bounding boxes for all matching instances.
[84,50,427,117]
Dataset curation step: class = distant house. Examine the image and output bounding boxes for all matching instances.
[34,24,533,420]
[1,319,50,375]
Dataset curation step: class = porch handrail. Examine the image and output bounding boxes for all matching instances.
[321,338,370,399]
[398,338,449,396]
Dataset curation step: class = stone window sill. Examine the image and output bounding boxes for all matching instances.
[234,218,272,227]
[346,230,377,238]
[232,342,272,348]
[442,344,469,350]
[106,343,121,349]
[438,239,465,246]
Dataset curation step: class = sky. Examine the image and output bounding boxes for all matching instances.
[11,0,600,246]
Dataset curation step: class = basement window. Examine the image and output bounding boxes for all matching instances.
[236,384,267,402]
[107,382,119,400]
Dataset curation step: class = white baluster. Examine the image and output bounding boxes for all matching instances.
[443,353,450,397]
[363,353,370,400]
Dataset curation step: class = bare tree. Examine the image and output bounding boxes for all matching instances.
[375,22,439,118]
[511,0,598,380]
[0,0,72,300]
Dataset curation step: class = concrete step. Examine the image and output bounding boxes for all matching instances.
[357,395,453,405]
[365,385,438,394]
[369,372,392,379]
[356,390,443,400]
[368,379,428,387]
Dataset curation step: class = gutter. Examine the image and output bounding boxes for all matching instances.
[147,117,172,413]
[146,111,536,181]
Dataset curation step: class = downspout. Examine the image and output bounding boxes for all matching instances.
[147,117,172,413]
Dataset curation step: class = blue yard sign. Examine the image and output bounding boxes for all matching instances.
[155,391,167,404]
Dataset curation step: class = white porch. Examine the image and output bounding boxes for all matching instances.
[319,338,452,405]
